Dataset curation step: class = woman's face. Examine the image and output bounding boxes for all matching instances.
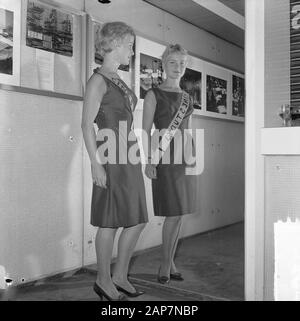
[163,53,187,80]
[116,34,135,65]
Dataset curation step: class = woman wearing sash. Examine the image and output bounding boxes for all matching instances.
[142,44,197,284]
[81,22,148,300]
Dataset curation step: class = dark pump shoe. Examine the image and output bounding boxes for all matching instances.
[93,282,128,301]
[114,284,145,297]
[170,272,184,281]
[157,267,170,284]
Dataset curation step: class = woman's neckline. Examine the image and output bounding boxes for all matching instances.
[157,86,183,93]
[95,68,128,87]
[96,68,121,80]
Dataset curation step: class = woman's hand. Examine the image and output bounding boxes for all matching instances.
[91,163,107,188]
[145,164,157,179]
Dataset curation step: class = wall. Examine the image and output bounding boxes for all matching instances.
[0,89,83,284]
[0,0,244,283]
[0,0,86,286]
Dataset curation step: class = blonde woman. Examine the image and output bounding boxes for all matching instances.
[142,44,197,284]
[82,22,147,300]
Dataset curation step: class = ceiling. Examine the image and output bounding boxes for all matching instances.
[143,0,245,49]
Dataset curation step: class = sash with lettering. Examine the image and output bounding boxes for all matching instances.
[150,90,190,166]
[94,68,135,112]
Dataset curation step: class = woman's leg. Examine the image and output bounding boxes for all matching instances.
[170,218,182,274]
[95,227,120,299]
[160,216,182,277]
[112,223,146,292]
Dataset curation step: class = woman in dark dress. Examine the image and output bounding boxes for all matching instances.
[81,22,147,300]
[142,44,197,284]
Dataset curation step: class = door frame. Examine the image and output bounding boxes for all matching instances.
[244,0,265,301]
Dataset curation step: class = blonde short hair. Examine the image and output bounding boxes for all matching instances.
[161,44,188,66]
[96,21,135,56]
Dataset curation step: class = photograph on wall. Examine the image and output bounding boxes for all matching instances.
[26,1,73,57]
[232,75,245,117]
[140,53,163,99]
[206,75,227,114]
[0,8,13,75]
[94,22,129,72]
[180,68,201,109]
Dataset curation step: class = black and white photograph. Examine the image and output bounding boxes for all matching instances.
[139,53,163,99]
[180,67,202,109]
[2,0,299,306]
[206,75,227,114]
[232,75,245,117]
[26,1,73,57]
[0,8,13,75]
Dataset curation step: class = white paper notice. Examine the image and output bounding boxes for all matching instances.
[274,218,300,301]
[36,50,54,91]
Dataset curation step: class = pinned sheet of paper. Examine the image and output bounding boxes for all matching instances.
[36,50,54,91]
[274,218,300,301]
[0,265,7,289]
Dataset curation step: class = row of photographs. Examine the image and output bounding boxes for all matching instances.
[138,52,244,117]
[92,22,245,120]
[0,0,244,120]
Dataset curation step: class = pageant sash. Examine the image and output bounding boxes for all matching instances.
[150,90,190,165]
[110,77,135,112]
[94,68,135,111]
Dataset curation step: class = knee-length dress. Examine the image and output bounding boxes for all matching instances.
[151,87,197,217]
[90,70,148,228]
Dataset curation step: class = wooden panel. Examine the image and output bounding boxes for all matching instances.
[0,89,83,284]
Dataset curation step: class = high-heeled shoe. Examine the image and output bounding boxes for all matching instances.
[157,267,170,284]
[93,282,128,301]
[170,272,184,281]
[114,283,145,297]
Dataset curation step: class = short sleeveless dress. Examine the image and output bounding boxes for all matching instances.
[151,87,197,217]
[90,69,148,228]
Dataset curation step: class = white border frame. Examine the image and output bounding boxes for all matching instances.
[87,15,133,88]
[232,72,245,118]
[21,0,85,96]
[245,0,265,301]
[0,0,21,86]
[182,54,204,112]
[134,35,165,110]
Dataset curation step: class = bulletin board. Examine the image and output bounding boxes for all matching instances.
[0,0,21,86]
[20,0,85,97]
[0,0,85,98]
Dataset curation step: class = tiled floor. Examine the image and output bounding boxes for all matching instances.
[2,222,244,301]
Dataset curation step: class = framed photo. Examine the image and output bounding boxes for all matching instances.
[206,74,227,114]
[134,36,165,109]
[87,17,132,88]
[139,52,163,99]
[26,0,73,57]
[182,54,204,110]
[21,0,84,96]
[0,0,21,86]
[180,68,202,110]
[232,74,245,117]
